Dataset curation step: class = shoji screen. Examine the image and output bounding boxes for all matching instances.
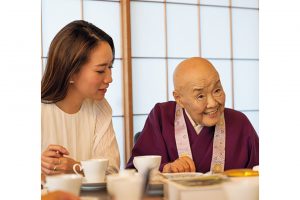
[130,0,259,133]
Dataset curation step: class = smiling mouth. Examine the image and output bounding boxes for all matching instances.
[204,108,219,115]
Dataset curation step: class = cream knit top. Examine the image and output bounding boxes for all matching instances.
[42,98,120,174]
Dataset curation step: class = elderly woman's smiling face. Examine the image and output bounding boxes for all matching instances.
[173,58,226,127]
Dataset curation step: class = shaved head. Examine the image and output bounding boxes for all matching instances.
[173,57,218,93]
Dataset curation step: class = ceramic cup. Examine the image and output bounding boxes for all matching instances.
[133,155,161,176]
[73,159,109,183]
[113,173,144,200]
[107,169,137,196]
[119,169,136,176]
[46,174,82,196]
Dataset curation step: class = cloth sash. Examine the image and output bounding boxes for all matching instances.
[174,104,226,173]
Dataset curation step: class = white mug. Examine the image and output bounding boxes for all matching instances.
[119,169,136,176]
[107,169,137,196]
[46,174,82,196]
[113,174,144,200]
[73,159,109,183]
[133,155,161,175]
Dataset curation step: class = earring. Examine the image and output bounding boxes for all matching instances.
[69,80,74,84]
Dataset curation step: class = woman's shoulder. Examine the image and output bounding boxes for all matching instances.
[152,101,176,112]
[224,108,249,122]
[41,102,54,107]
[41,102,55,113]
[148,101,176,121]
[224,108,255,132]
[90,98,112,117]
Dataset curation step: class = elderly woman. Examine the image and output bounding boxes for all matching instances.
[126,57,259,173]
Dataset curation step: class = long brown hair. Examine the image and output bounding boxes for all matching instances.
[41,20,115,103]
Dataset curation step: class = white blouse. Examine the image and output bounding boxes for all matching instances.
[185,109,203,135]
[42,98,120,174]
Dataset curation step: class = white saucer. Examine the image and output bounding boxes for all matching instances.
[162,172,203,180]
[81,178,106,191]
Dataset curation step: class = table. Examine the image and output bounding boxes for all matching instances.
[80,187,164,200]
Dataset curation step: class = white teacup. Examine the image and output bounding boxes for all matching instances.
[133,155,161,175]
[113,173,144,200]
[107,169,137,196]
[73,159,109,183]
[46,174,82,196]
[119,169,136,176]
[222,177,259,200]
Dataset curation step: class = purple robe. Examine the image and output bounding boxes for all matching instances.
[126,101,259,173]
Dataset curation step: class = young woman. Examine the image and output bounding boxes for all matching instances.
[41,20,120,176]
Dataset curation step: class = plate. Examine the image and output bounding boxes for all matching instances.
[147,183,164,196]
[223,169,259,177]
[162,172,203,180]
[173,174,227,187]
[80,178,106,191]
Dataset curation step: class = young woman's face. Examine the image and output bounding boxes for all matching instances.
[71,42,113,101]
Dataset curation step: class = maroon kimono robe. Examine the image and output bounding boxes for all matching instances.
[126,101,259,173]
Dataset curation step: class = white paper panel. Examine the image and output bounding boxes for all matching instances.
[42,0,81,57]
[112,117,125,169]
[167,59,185,101]
[232,0,258,8]
[133,115,148,140]
[167,0,197,3]
[131,2,165,57]
[132,59,167,114]
[200,0,229,6]
[83,1,121,58]
[208,60,233,108]
[233,60,258,110]
[167,4,199,57]
[105,60,123,116]
[232,8,258,59]
[135,0,164,2]
[242,111,259,134]
[200,6,231,58]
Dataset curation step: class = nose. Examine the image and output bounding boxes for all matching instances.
[104,69,113,84]
[206,94,217,108]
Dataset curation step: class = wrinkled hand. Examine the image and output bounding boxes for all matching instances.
[41,144,79,175]
[163,156,196,173]
[42,191,80,200]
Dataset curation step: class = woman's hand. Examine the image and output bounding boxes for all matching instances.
[55,156,80,174]
[162,156,196,173]
[42,144,78,175]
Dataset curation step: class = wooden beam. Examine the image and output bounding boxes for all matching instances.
[229,0,235,109]
[164,0,169,100]
[120,0,133,164]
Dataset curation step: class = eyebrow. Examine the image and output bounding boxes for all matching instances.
[94,60,113,68]
[192,88,204,93]
[214,80,221,86]
[192,79,221,93]
[95,62,111,67]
